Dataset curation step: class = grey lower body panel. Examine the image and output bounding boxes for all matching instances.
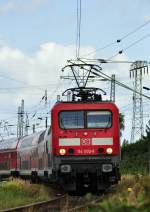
[51,156,121,191]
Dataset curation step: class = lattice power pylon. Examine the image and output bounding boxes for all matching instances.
[110,74,115,102]
[17,99,24,138]
[130,61,148,143]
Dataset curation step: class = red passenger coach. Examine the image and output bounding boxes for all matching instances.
[17,128,52,181]
[0,138,19,177]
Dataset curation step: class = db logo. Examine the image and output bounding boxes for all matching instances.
[80,138,91,146]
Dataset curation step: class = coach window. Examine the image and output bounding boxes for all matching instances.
[87,111,112,128]
[48,127,51,135]
[20,136,33,148]
[59,111,84,129]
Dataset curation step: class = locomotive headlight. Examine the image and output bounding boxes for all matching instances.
[59,149,66,155]
[106,147,113,154]
[102,164,112,172]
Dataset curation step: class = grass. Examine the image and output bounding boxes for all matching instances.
[88,175,150,212]
[0,178,54,210]
[1,175,150,211]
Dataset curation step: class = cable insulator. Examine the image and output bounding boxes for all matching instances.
[117,39,121,43]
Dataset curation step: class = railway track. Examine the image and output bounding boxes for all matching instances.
[68,194,104,212]
[1,194,67,212]
[0,193,105,212]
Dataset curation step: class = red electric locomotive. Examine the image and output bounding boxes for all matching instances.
[50,63,121,192]
[51,98,120,191]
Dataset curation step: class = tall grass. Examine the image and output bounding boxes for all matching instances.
[89,175,150,212]
[0,178,53,210]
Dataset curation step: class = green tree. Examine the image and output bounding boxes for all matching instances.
[146,120,150,139]
[119,113,125,137]
[122,139,129,148]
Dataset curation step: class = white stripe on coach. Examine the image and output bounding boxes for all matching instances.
[59,138,80,146]
[92,137,113,145]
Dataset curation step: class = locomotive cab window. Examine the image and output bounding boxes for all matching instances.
[59,111,84,129]
[59,110,112,129]
[87,111,112,128]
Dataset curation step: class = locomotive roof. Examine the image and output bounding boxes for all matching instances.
[51,102,119,118]
[0,137,18,151]
[53,101,118,110]
[55,100,117,104]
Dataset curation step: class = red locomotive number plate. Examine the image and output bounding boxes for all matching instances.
[80,138,91,146]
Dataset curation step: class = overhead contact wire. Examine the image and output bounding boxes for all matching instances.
[120,19,150,40]
[78,58,150,101]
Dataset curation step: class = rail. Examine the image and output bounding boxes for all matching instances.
[68,194,104,212]
[0,194,67,212]
[0,193,105,212]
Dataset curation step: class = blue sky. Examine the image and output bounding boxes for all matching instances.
[0,0,150,140]
[0,0,150,57]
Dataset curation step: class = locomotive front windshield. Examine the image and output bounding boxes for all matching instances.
[59,111,84,129]
[59,110,112,129]
[87,111,111,128]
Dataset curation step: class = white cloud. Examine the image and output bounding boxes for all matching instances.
[144,15,150,22]
[0,41,149,141]
[0,42,94,105]
[0,42,95,136]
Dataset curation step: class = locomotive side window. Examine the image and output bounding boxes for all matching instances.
[87,111,112,128]
[59,111,84,129]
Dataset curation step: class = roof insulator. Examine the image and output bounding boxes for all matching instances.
[117,39,121,43]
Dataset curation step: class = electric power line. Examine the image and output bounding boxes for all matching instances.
[76,58,150,101]
[81,19,150,57]
[109,32,150,60]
